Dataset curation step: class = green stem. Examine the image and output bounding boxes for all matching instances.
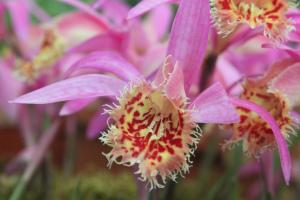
[8,178,27,200]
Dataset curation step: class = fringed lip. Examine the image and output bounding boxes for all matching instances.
[210,0,294,43]
[230,97,292,185]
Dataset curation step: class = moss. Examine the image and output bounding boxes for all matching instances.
[0,171,136,200]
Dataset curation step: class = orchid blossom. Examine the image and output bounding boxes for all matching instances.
[0,7,113,120]
[11,0,239,189]
[223,59,300,185]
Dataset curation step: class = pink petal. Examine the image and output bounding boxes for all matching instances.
[164,62,186,99]
[10,74,126,104]
[59,0,110,29]
[86,109,109,139]
[95,0,129,25]
[66,51,141,81]
[92,0,105,8]
[223,27,262,52]
[0,4,6,39]
[55,12,108,46]
[0,60,21,120]
[67,32,124,54]
[231,97,291,185]
[6,0,30,44]
[270,63,300,106]
[215,55,242,91]
[139,44,167,77]
[262,43,300,60]
[167,0,210,92]
[27,0,50,22]
[59,98,97,116]
[189,82,239,124]
[147,4,173,41]
[127,0,178,19]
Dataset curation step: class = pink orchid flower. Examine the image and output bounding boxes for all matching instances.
[63,0,173,77]
[224,59,300,185]
[11,0,239,189]
[205,12,300,185]
[134,0,300,187]
[0,8,114,117]
[261,9,300,60]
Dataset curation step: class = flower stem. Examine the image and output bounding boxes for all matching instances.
[63,117,77,177]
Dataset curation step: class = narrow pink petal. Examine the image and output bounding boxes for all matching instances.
[223,27,262,52]
[86,109,109,139]
[66,51,141,81]
[95,0,129,25]
[231,97,291,185]
[67,33,124,54]
[0,60,21,120]
[189,82,239,124]
[92,0,105,9]
[59,0,110,29]
[164,62,186,99]
[10,74,126,104]
[59,98,97,116]
[0,4,6,39]
[139,44,167,77]
[262,43,300,60]
[215,55,242,91]
[55,12,108,46]
[127,0,178,19]
[6,0,30,43]
[167,0,210,92]
[27,0,50,22]
[261,152,275,197]
[147,4,172,41]
[270,63,300,106]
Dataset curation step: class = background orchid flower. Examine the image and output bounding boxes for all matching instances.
[210,0,295,42]
[0,5,124,199]
[0,7,113,124]
[224,59,300,185]
[11,0,239,189]
[62,0,173,78]
[260,9,300,61]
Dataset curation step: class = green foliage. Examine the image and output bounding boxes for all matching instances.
[290,0,300,8]
[35,0,140,17]
[0,171,136,200]
[35,0,94,17]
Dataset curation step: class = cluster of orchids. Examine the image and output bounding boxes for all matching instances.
[1,0,300,198]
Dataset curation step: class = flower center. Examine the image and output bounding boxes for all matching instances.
[210,0,293,41]
[15,30,65,82]
[226,80,294,156]
[100,82,199,189]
